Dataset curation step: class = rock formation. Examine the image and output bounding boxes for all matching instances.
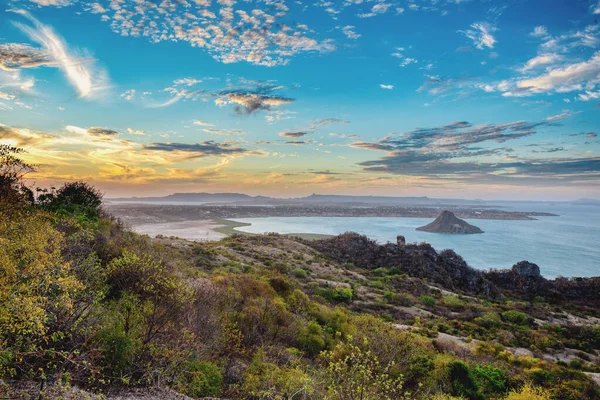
[416,210,483,234]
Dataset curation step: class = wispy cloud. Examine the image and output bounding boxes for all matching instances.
[460,22,497,50]
[351,118,600,183]
[203,128,247,135]
[193,120,215,127]
[11,10,109,98]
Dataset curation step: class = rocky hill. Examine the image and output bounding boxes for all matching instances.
[416,210,484,234]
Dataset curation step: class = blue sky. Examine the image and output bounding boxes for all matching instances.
[0,0,599,199]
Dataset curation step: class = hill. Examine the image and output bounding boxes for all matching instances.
[416,210,484,234]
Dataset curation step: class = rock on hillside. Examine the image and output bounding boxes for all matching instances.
[416,210,483,234]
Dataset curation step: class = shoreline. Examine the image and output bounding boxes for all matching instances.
[105,203,558,222]
[130,218,332,242]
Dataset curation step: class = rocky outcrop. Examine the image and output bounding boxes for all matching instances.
[304,232,497,297]
[513,261,541,278]
[416,210,483,234]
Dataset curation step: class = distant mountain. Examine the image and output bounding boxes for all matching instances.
[416,210,484,234]
[107,192,489,205]
[109,192,268,203]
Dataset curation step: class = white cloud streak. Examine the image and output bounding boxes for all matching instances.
[12,10,109,98]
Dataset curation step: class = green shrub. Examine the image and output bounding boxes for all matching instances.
[98,329,138,381]
[473,364,507,396]
[501,310,528,326]
[419,295,437,308]
[298,320,326,356]
[316,287,354,303]
[179,360,222,398]
[475,312,502,329]
[448,361,484,400]
[443,295,465,310]
[569,359,583,369]
[291,268,309,279]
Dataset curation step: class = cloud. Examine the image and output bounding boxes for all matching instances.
[399,58,417,67]
[350,119,599,185]
[0,124,56,146]
[174,78,202,86]
[545,110,579,121]
[203,128,246,135]
[352,120,553,154]
[279,131,308,138]
[0,43,52,71]
[342,26,360,40]
[127,128,146,135]
[511,51,600,95]
[308,118,349,130]
[12,10,109,98]
[379,84,394,90]
[578,90,600,101]
[358,2,391,17]
[66,125,119,137]
[530,26,549,38]
[520,53,562,72]
[569,132,598,139]
[216,86,294,114]
[75,0,335,67]
[460,22,497,50]
[143,141,254,158]
[29,0,73,5]
[0,92,16,101]
[193,120,215,127]
[120,89,135,101]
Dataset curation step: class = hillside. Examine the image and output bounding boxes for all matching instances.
[2,189,600,399]
[1,146,599,400]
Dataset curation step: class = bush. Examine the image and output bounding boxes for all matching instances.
[179,360,222,398]
[419,295,437,308]
[473,364,507,396]
[291,268,309,279]
[316,287,354,303]
[298,321,326,356]
[443,295,465,311]
[502,311,528,326]
[448,361,484,400]
[504,384,551,400]
[475,312,502,329]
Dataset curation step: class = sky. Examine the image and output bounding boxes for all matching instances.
[0,0,600,200]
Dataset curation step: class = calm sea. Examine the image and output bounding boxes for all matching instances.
[231,203,600,278]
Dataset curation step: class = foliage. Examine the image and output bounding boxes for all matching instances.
[501,310,528,326]
[447,361,484,400]
[177,360,222,398]
[0,207,83,378]
[320,340,409,400]
[504,385,551,400]
[419,295,437,308]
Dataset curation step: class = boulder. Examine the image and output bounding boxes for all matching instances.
[512,261,541,278]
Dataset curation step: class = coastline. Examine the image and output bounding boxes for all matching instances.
[130,218,332,242]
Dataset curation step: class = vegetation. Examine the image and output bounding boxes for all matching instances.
[1,147,599,399]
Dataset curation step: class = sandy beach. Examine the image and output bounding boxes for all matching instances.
[131,220,229,242]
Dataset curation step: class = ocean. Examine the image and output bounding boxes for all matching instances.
[231,203,600,278]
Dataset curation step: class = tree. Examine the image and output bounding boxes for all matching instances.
[54,181,103,210]
[0,208,83,378]
[0,145,34,202]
